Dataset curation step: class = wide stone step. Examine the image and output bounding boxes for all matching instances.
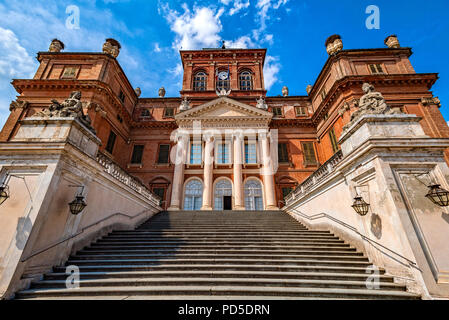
[53,264,384,274]
[87,244,355,251]
[96,238,346,244]
[30,277,406,291]
[103,232,340,240]
[78,248,362,256]
[71,253,369,262]
[43,270,395,282]
[66,258,373,268]
[16,285,419,300]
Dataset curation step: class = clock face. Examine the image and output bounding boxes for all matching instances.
[218,71,228,80]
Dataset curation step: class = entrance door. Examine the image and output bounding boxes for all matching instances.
[214,179,233,210]
[223,196,232,210]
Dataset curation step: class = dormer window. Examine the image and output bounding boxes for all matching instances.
[61,66,78,79]
[369,64,385,75]
[140,109,151,118]
[163,107,174,118]
[295,106,307,117]
[193,71,207,91]
[272,107,283,117]
[239,70,252,91]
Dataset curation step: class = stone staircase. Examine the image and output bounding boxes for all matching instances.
[16,211,419,300]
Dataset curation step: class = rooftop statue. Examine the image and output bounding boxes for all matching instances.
[32,91,96,134]
[343,83,402,131]
[179,97,191,111]
[158,87,166,98]
[256,96,268,110]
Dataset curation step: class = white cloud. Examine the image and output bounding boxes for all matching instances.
[263,55,280,90]
[225,36,255,49]
[0,27,35,79]
[162,4,223,50]
[229,0,250,16]
[253,0,289,40]
[154,43,162,52]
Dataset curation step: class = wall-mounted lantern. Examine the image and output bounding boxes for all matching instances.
[68,186,87,215]
[352,195,370,216]
[0,183,10,205]
[425,184,449,207]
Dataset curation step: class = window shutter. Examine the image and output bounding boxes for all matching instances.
[157,144,170,164]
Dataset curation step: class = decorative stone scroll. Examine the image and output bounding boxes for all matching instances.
[343,83,402,132]
[32,91,96,134]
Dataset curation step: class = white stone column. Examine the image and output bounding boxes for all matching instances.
[168,134,188,211]
[201,134,214,210]
[260,130,278,210]
[233,132,244,210]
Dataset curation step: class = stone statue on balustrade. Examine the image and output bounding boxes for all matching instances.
[343,83,402,132]
[32,91,96,134]
[256,96,268,110]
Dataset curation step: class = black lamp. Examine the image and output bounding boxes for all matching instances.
[352,195,370,216]
[0,183,10,205]
[68,186,87,215]
[425,184,449,207]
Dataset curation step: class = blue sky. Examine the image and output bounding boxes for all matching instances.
[0,0,449,127]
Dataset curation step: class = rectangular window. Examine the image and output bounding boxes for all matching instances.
[61,66,78,79]
[245,143,257,164]
[329,128,339,154]
[216,143,230,164]
[369,64,384,74]
[295,106,307,117]
[164,107,174,118]
[118,90,125,104]
[152,187,165,200]
[272,107,283,117]
[282,187,293,199]
[130,145,144,164]
[278,143,289,163]
[105,131,117,154]
[302,142,318,166]
[190,143,202,164]
[157,144,170,164]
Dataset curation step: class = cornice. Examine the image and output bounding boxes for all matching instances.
[311,73,439,125]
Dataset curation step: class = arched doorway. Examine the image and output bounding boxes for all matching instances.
[184,179,203,210]
[244,180,264,211]
[214,179,233,210]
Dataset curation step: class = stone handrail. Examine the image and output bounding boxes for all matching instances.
[96,151,161,207]
[285,150,344,204]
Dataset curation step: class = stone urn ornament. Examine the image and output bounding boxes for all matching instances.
[159,87,166,98]
[282,86,289,97]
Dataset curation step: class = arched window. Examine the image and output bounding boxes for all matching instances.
[184,179,203,210]
[193,71,207,91]
[184,180,203,211]
[239,71,252,91]
[214,179,232,210]
[244,180,263,211]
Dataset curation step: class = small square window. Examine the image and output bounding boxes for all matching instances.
[369,64,384,75]
[61,67,78,79]
[295,106,307,117]
[320,89,327,101]
[164,107,174,118]
[272,107,283,117]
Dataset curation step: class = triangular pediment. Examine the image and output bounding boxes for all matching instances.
[175,97,273,121]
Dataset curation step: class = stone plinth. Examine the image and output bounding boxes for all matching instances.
[338,114,427,156]
[12,117,101,158]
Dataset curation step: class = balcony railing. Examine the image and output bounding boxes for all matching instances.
[96,151,161,207]
[285,150,344,204]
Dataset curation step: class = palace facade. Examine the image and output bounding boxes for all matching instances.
[1,35,447,212]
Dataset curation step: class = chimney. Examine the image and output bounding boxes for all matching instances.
[49,39,65,53]
[384,35,400,48]
[325,34,343,56]
[102,38,121,58]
